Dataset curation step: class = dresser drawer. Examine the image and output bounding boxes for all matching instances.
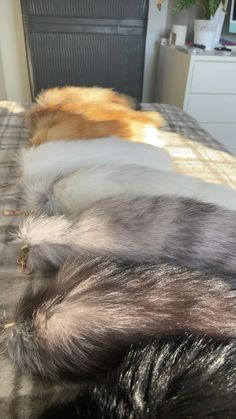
[201,123,236,154]
[186,94,236,123]
[189,61,236,94]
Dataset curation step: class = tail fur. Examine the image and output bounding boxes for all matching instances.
[22,176,62,215]
[6,256,236,381]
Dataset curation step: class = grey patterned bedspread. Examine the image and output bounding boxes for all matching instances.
[0,101,235,419]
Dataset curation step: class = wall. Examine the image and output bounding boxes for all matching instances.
[142,0,169,101]
[0,48,7,100]
[0,0,31,102]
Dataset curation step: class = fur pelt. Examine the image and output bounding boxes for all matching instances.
[17,195,236,275]
[25,87,165,145]
[22,164,236,215]
[25,85,135,131]
[33,86,136,112]
[19,138,172,185]
[6,257,236,381]
[41,336,236,418]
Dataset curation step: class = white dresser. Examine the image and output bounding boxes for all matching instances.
[156,46,236,153]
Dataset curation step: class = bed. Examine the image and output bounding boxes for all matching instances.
[0,101,236,419]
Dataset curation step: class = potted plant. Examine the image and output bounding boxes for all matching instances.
[173,0,226,19]
[156,0,228,49]
[173,0,228,49]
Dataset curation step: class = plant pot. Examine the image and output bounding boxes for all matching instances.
[194,19,218,50]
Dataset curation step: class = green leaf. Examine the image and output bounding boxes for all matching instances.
[174,0,196,11]
[209,0,222,15]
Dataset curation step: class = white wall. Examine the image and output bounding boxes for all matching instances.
[0,47,7,100]
[0,0,31,102]
[142,0,169,101]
